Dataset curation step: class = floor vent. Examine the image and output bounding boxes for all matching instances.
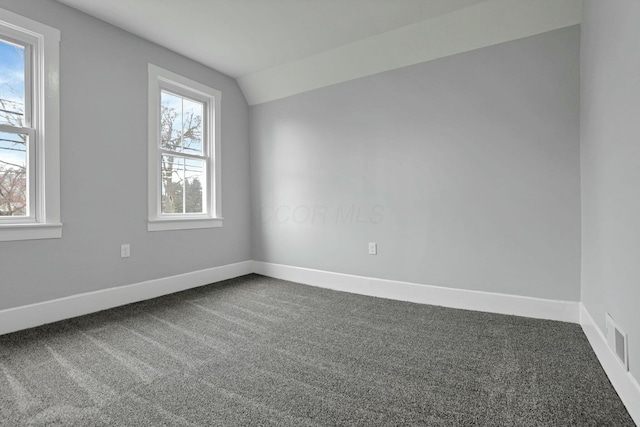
[606,313,629,371]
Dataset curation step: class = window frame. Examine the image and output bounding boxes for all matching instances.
[0,7,61,242]
[148,64,222,231]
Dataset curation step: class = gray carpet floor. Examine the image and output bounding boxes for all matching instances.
[0,274,635,426]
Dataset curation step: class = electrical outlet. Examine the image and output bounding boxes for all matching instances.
[120,244,131,258]
[368,242,377,255]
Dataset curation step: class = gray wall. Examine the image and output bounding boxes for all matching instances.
[0,1,582,315]
[251,26,581,301]
[581,0,640,385]
[0,0,251,309]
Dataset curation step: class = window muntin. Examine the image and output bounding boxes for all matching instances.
[148,64,221,231]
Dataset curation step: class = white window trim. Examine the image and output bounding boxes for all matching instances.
[0,8,61,242]
[148,64,222,232]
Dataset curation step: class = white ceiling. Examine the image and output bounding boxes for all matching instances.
[56,0,582,105]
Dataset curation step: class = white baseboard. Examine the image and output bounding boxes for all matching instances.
[1,259,636,423]
[0,260,253,336]
[580,304,640,425]
[252,261,580,324]
[0,260,580,337]
[254,261,640,421]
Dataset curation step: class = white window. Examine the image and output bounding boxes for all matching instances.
[148,64,222,231]
[0,8,61,242]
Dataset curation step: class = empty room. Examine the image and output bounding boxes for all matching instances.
[0,0,638,425]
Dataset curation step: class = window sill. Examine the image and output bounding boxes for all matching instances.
[0,222,63,242]
[147,217,223,232]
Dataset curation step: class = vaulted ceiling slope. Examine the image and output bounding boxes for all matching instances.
[56,0,582,105]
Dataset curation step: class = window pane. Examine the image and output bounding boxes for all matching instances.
[0,39,25,127]
[160,91,182,152]
[0,131,27,216]
[184,158,204,213]
[160,90,204,155]
[182,98,203,155]
[161,155,184,214]
[160,155,205,215]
